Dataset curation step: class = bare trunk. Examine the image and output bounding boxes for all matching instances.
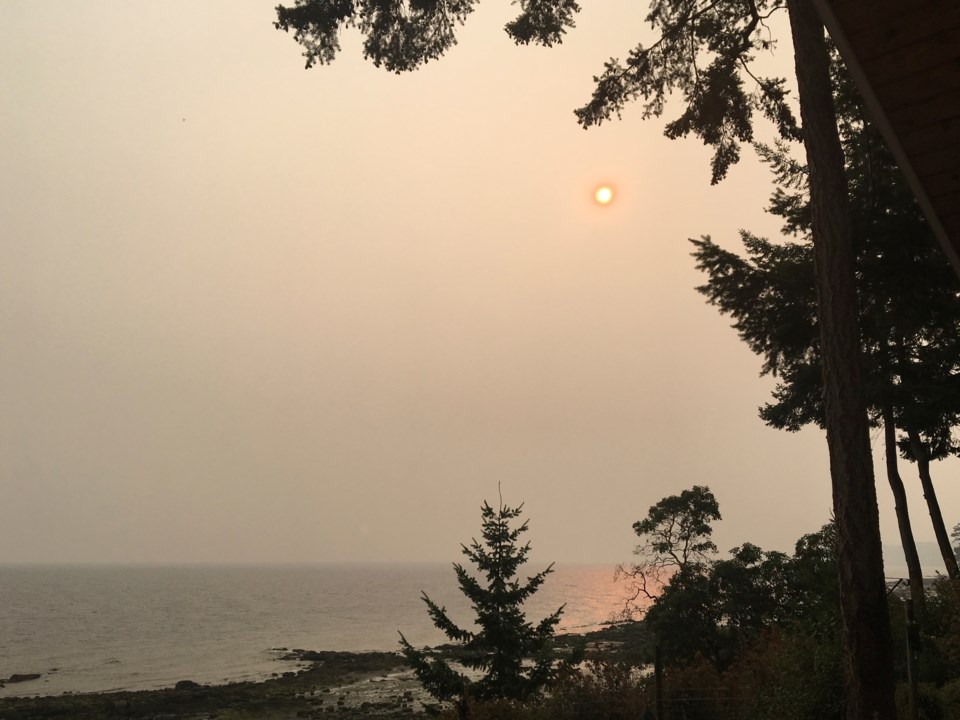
[907,429,960,580]
[882,405,925,608]
[786,2,896,718]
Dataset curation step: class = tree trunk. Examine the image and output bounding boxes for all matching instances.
[786,2,896,718]
[907,429,960,580]
[882,405,925,608]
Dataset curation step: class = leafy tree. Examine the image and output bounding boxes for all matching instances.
[788,521,839,628]
[633,487,839,672]
[274,2,898,714]
[646,564,724,670]
[637,520,842,719]
[399,499,567,710]
[620,485,721,609]
[711,543,794,633]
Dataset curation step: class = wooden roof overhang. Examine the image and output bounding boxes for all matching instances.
[814,0,960,274]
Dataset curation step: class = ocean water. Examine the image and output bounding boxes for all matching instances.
[0,563,626,698]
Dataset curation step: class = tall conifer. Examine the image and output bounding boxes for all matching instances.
[399,499,566,708]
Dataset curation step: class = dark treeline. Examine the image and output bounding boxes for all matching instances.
[411,488,960,720]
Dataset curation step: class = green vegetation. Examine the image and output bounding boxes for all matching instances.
[427,490,960,720]
[7,489,960,719]
[619,485,722,611]
[399,499,571,712]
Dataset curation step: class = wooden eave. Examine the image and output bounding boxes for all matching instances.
[814,0,960,275]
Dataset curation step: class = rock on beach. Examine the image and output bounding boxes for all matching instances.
[7,674,42,684]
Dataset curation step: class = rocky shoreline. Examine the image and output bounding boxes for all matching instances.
[0,624,650,720]
[0,651,417,720]
[0,676,43,689]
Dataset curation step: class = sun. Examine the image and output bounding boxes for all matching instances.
[594,186,614,206]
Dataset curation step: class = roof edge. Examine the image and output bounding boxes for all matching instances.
[812,0,960,277]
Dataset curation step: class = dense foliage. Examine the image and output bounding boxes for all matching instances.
[399,500,567,709]
[689,51,960,583]
[573,0,798,183]
[274,0,580,73]
[274,0,800,183]
[431,488,852,720]
[627,486,839,672]
[691,65,960,447]
[619,485,721,610]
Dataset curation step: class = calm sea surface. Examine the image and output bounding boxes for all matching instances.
[0,563,625,697]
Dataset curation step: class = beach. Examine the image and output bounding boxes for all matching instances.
[0,624,649,720]
[0,564,627,699]
[0,651,416,720]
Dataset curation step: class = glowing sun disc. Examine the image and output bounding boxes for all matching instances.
[594,186,614,205]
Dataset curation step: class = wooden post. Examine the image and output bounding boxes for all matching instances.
[654,643,663,720]
[905,598,919,720]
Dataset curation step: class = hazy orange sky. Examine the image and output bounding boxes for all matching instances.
[2,1,956,566]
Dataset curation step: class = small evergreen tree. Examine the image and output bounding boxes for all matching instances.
[399,499,566,710]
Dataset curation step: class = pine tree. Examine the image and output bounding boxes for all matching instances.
[398,499,566,709]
